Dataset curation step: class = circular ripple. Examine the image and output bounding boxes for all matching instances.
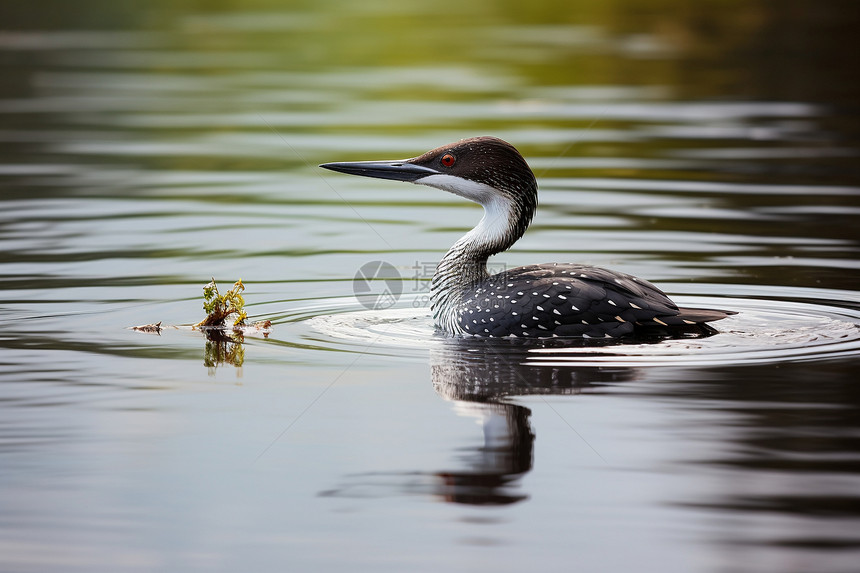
[306,302,436,350]
[301,287,860,366]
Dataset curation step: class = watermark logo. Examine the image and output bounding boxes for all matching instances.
[353,261,403,310]
[352,260,508,309]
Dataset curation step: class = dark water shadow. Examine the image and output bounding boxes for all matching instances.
[649,360,860,552]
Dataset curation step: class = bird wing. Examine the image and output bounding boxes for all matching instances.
[461,263,687,337]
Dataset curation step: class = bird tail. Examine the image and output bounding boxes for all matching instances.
[633,307,737,340]
[676,307,737,324]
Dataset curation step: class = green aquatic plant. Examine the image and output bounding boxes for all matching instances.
[195,278,248,328]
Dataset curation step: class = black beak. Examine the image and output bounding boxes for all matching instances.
[319,160,439,183]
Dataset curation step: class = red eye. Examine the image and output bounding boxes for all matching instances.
[441,153,456,167]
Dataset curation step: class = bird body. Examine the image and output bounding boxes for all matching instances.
[321,136,733,338]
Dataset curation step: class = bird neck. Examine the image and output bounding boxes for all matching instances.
[430,194,533,329]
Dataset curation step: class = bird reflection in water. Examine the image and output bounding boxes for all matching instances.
[320,338,639,506]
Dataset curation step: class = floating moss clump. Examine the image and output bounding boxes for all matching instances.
[195,278,248,329]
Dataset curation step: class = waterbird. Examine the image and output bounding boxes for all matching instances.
[320,136,734,338]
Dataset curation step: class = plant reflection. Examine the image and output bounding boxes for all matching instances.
[202,328,245,371]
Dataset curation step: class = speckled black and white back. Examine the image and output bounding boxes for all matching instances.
[451,263,725,338]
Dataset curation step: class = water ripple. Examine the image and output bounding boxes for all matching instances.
[304,287,860,367]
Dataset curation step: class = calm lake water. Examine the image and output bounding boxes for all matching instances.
[2,1,859,572]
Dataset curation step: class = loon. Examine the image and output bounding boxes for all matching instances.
[321,136,734,338]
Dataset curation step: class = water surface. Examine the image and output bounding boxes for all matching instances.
[1,1,859,572]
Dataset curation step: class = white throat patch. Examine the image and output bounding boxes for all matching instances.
[416,174,513,245]
[416,174,498,204]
